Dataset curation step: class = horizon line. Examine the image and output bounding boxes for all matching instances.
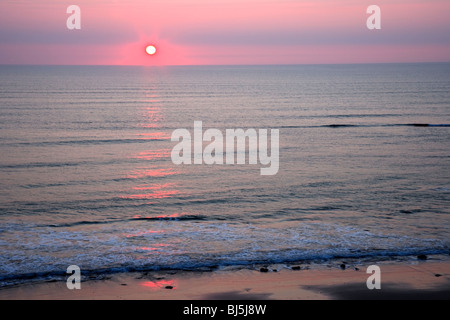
[1,61,450,68]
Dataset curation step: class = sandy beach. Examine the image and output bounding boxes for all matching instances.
[1,257,448,300]
[1,0,450,312]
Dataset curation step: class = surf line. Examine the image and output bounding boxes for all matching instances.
[171,121,279,176]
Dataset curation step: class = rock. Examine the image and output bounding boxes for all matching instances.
[435,274,442,277]
[121,283,127,286]
[260,267,269,273]
[417,255,428,260]
[165,286,174,289]
[291,266,301,271]
[340,264,346,270]
[354,267,360,271]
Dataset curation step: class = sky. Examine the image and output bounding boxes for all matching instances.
[0,0,449,65]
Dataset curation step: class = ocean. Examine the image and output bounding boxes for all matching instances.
[0,63,449,287]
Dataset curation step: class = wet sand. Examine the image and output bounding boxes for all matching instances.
[0,260,448,300]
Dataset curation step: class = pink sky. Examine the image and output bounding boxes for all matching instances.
[0,0,449,65]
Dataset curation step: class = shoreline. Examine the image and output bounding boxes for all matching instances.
[0,256,449,300]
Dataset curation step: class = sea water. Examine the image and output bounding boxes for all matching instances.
[0,63,449,286]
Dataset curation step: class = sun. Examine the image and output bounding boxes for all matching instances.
[145,45,157,55]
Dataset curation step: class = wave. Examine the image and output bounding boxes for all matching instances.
[406,124,450,127]
[0,159,125,170]
[47,213,208,228]
[279,123,450,129]
[1,249,448,288]
[325,124,359,128]
[4,137,169,148]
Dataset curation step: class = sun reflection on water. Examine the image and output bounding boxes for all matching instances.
[141,279,176,290]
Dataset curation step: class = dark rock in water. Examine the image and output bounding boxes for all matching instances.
[417,255,428,260]
[291,266,301,271]
[354,267,360,271]
[165,286,174,290]
[273,269,278,272]
[435,274,442,277]
[340,264,346,270]
[260,267,269,273]
[121,283,127,286]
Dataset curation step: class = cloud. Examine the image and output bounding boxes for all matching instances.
[0,26,139,46]
[164,27,450,47]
